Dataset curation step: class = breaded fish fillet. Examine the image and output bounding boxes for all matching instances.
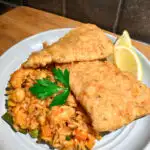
[60,61,150,132]
[23,24,114,68]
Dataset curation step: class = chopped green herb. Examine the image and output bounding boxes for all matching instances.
[30,68,70,108]
[65,135,72,141]
[29,129,39,138]
[2,112,13,126]
[5,99,8,109]
[19,128,28,134]
[1,112,16,132]
[100,131,110,137]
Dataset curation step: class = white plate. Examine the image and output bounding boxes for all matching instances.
[0,29,150,150]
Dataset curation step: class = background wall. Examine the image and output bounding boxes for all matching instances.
[0,0,150,43]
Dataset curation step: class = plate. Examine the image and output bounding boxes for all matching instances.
[0,28,150,150]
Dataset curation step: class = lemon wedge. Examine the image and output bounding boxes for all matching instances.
[115,30,132,48]
[107,31,131,64]
[114,46,143,80]
[107,30,143,81]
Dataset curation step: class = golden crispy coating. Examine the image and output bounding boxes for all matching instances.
[22,51,52,69]
[61,61,150,132]
[23,24,114,68]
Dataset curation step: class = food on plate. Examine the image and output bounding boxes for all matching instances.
[2,24,150,150]
[58,61,150,132]
[3,67,98,150]
[23,24,114,68]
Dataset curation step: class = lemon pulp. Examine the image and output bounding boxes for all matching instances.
[114,46,143,80]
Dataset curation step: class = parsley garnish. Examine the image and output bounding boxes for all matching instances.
[29,68,70,108]
[30,78,63,100]
[50,88,69,108]
[52,68,69,88]
[65,135,72,141]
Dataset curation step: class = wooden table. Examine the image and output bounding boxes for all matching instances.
[0,6,150,60]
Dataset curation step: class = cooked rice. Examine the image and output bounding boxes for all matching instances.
[6,67,100,150]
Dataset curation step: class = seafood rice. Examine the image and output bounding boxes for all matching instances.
[6,67,100,150]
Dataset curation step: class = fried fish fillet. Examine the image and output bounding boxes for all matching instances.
[23,24,114,68]
[60,61,150,132]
